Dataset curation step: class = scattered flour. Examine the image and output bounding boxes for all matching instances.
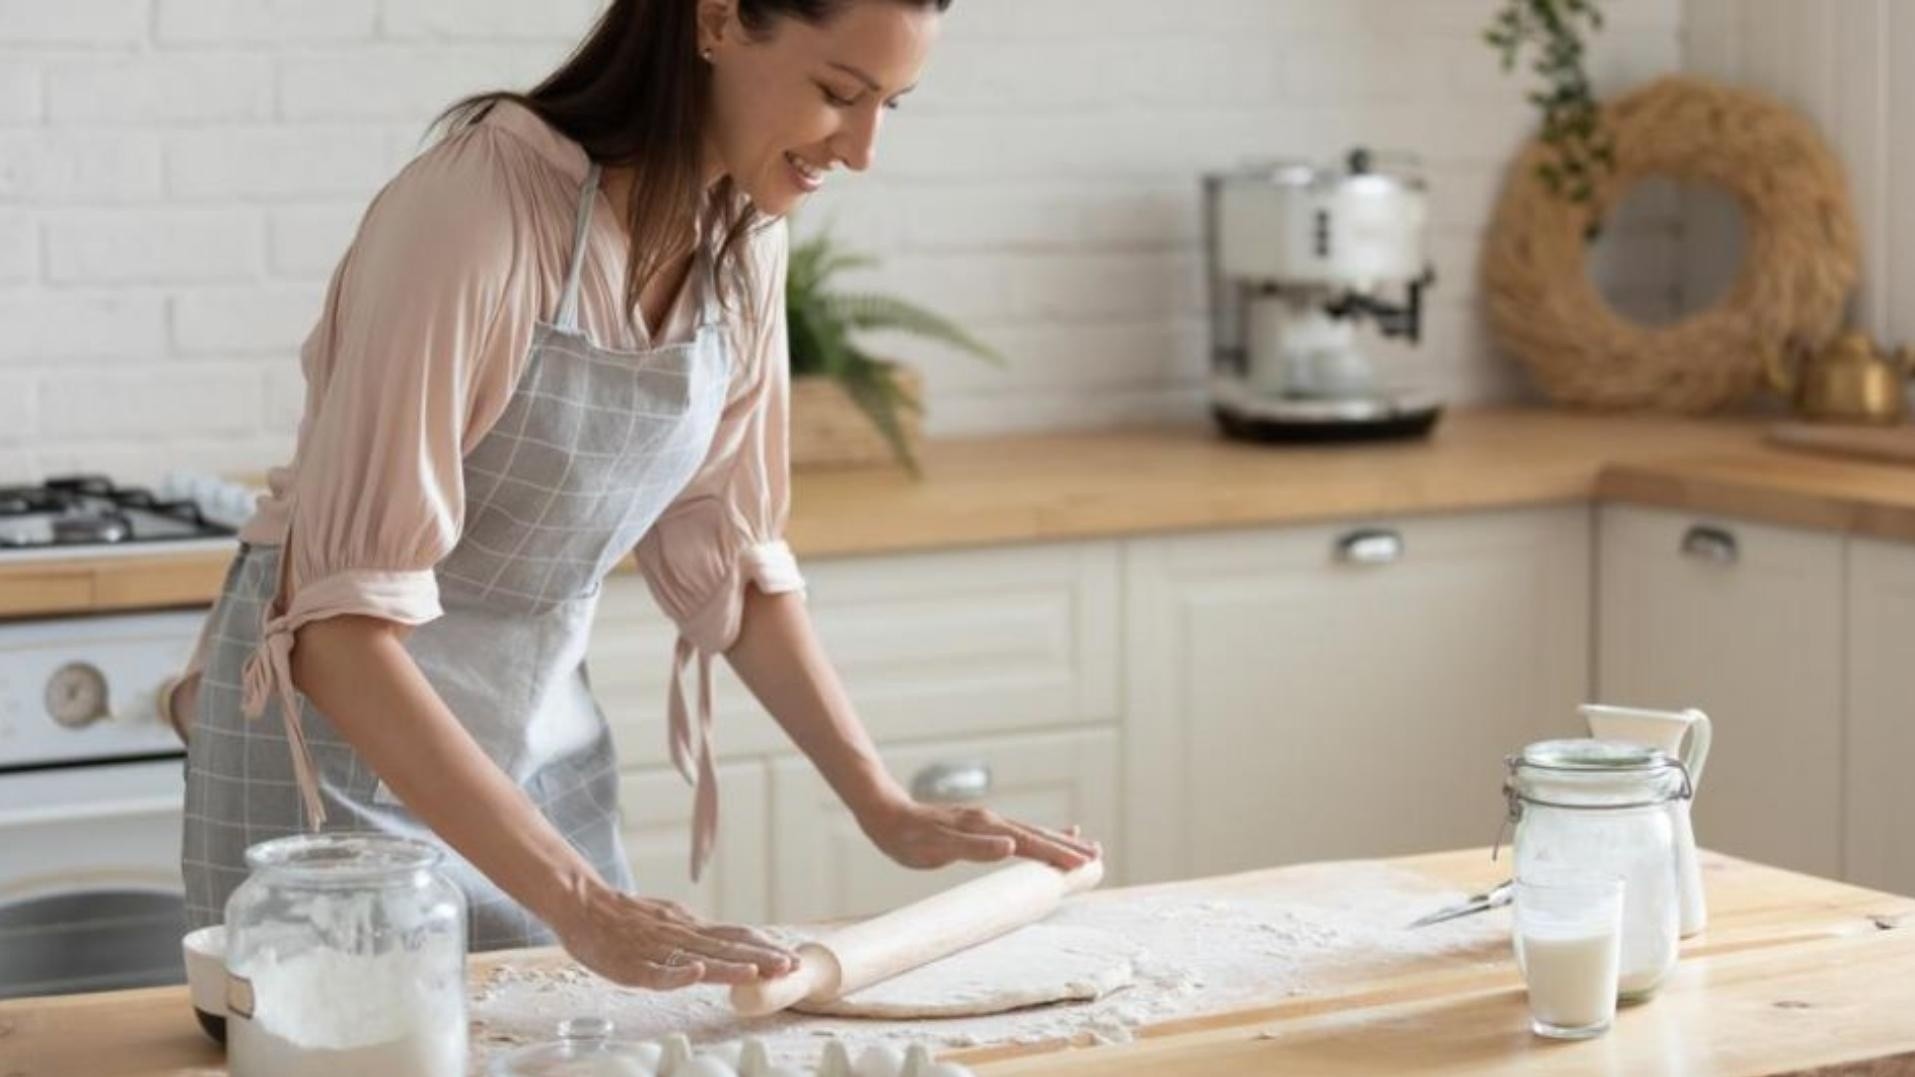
[796,925,1138,1019]
[466,863,1508,1074]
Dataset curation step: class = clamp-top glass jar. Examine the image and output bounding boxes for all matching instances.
[1503,740,1691,1001]
[223,833,467,1077]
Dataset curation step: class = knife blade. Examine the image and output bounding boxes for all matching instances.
[1407,879,1513,929]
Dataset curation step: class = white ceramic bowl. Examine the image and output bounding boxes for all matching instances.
[180,924,227,1043]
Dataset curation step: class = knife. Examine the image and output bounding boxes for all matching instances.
[1407,879,1513,929]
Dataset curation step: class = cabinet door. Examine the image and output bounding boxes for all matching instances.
[768,728,1119,922]
[1845,537,1915,896]
[617,763,769,922]
[1125,507,1592,883]
[1597,505,1844,878]
[588,543,1119,767]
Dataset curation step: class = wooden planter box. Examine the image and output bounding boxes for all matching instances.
[789,362,923,471]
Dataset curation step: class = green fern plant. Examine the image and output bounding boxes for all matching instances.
[786,229,1002,475]
[1485,0,1613,214]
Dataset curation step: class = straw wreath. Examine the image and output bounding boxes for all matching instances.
[1482,76,1858,412]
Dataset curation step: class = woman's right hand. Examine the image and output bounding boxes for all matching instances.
[553,883,798,990]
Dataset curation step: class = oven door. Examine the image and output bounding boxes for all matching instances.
[0,757,187,999]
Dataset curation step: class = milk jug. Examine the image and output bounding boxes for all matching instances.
[1580,704,1711,937]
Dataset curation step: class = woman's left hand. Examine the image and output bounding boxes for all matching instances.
[857,798,1101,873]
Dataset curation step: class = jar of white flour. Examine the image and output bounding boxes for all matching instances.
[1503,739,1689,1002]
[223,832,468,1077]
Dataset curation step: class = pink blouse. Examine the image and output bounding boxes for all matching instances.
[174,102,804,797]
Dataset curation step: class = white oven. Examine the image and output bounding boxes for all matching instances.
[0,608,209,999]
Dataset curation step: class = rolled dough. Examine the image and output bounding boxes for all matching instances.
[792,924,1138,1020]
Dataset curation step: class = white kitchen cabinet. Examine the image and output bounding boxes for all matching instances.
[768,728,1119,922]
[1844,537,1915,897]
[588,542,1120,768]
[1124,506,1592,884]
[617,763,770,922]
[1597,504,1845,879]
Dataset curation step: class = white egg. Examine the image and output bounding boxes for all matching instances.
[737,1038,772,1077]
[676,1057,737,1077]
[854,1043,905,1077]
[818,1039,855,1077]
[658,1034,695,1076]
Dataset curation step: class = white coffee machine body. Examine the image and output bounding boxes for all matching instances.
[1203,149,1440,441]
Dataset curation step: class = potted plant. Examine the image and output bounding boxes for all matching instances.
[784,228,1001,477]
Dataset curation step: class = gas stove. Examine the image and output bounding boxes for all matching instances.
[0,474,249,561]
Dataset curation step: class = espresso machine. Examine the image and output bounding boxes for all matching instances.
[1202,148,1440,442]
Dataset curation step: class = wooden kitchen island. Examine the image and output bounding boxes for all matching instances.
[4,848,1911,1076]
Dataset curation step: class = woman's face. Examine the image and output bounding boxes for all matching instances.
[700,0,940,216]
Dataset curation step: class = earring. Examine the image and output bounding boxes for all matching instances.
[700,47,713,62]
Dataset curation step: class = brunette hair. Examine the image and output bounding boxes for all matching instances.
[436,0,951,326]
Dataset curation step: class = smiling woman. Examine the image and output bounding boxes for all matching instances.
[168,0,1099,1004]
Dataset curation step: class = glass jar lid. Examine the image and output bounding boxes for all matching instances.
[1507,738,1692,810]
[243,831,443,887]
[488,1016,656,1076]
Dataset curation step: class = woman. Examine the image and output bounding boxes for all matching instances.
[165,0,1099,991]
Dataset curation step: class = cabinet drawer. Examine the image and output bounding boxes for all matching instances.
[1125,506,1593,883]
[617,763,768,923]
[1596,504,1844,878]
[768,727,1119,922]
[589,542,1120,768]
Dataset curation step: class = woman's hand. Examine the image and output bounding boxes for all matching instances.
[857,797,1101,873]
[552,883,797,990]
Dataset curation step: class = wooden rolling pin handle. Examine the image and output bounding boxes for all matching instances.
[729,858,1105,1018]
[1059,858,1103,897]
[731,942,843,1018]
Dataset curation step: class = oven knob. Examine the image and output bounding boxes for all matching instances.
[46,661,110,728]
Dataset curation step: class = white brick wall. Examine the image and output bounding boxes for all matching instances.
[0,0,1685,480]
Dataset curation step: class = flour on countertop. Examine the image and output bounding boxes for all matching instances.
[796,924,1139,1019]
[465,863,1508,1074]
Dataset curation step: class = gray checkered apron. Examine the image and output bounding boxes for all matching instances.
[182,163,733,950]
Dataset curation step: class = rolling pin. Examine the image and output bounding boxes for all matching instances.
[730,858,1105,1017]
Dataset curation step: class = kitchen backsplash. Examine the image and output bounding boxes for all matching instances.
[2,0,1690,482]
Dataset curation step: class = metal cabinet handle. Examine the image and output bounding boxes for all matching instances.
[1336,528,1405,565]
[910,761,993,804]
[1680,525,1739,565]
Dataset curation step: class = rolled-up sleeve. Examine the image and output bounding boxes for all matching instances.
[239,123,537,810]
[634,218,805,654]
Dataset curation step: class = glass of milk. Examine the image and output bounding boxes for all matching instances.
[1513,872,1625,1040]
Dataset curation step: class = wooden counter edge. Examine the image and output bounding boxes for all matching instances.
[7,412,1914,620]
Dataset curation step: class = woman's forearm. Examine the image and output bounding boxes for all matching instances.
[724,587,909,821]
[290,615,609,930]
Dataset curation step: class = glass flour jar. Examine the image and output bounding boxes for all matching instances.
[224,833,468,1077]
[1503,739,1691,1001]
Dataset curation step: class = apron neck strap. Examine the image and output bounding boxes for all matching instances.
[553,162,602,335]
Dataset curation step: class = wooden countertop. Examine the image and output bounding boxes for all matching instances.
[976,851,1915,1076]
[3,848,1910,1076]
[6,408,1915,621]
